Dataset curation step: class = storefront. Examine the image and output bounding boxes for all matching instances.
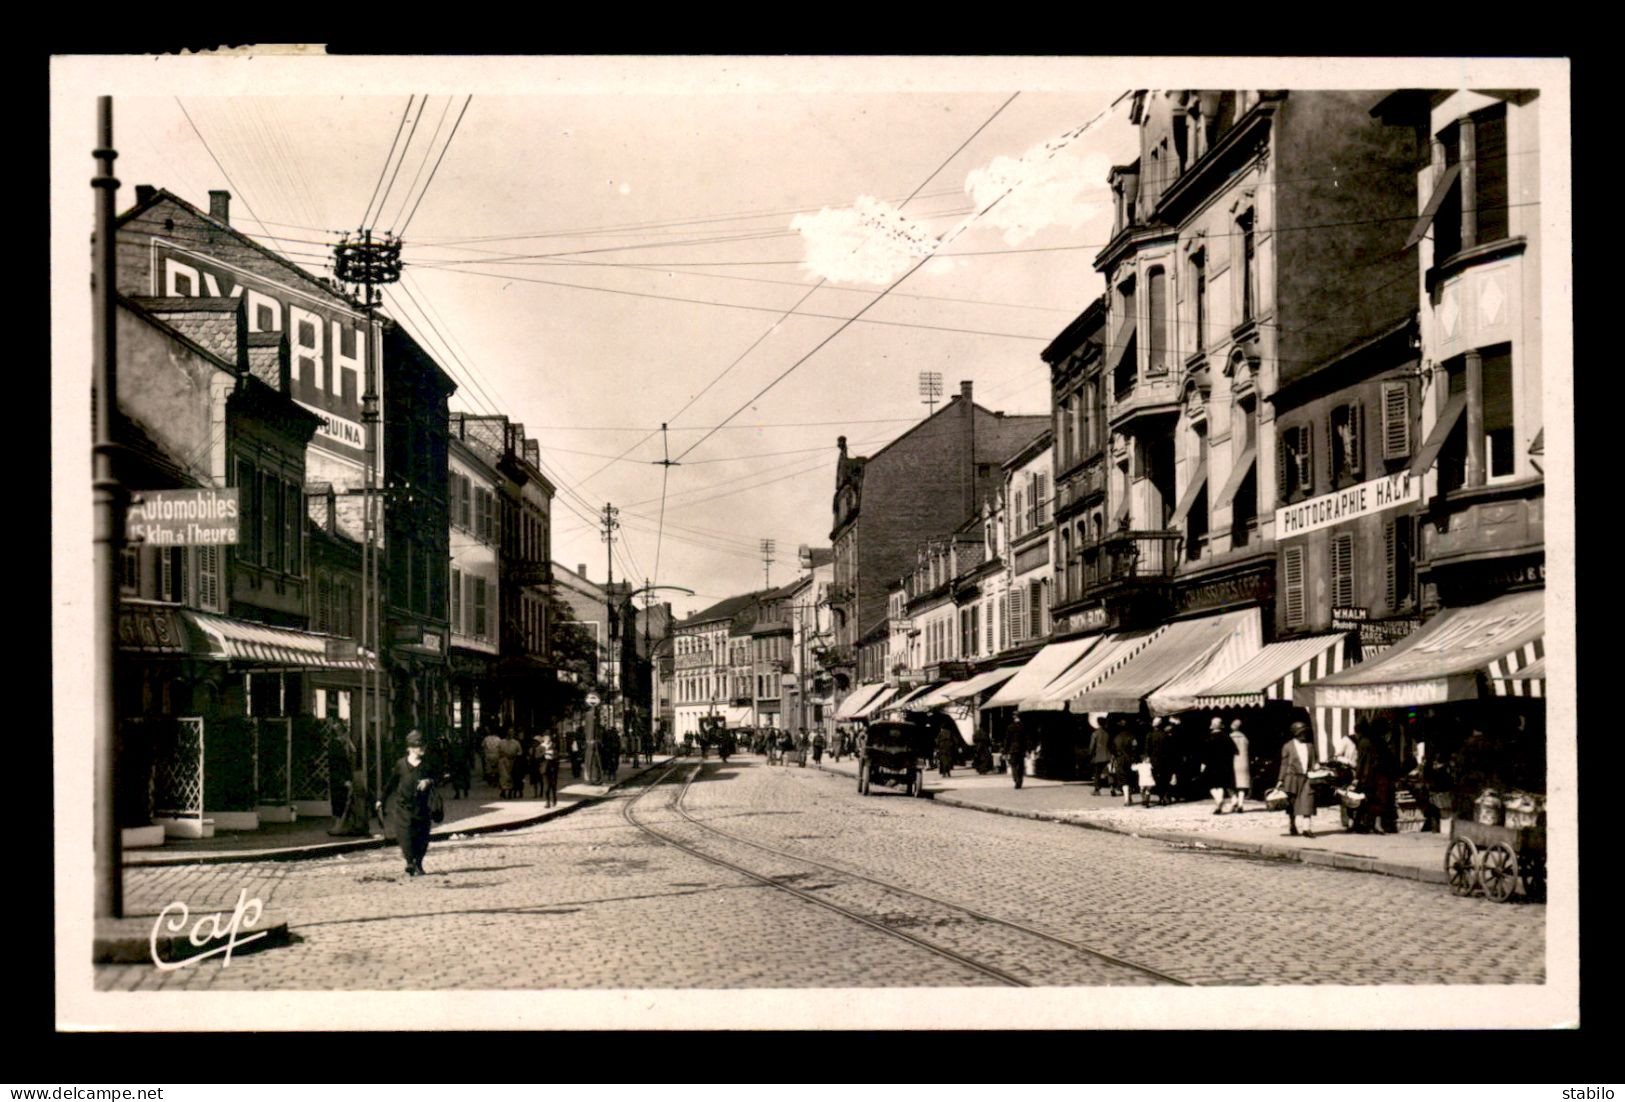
[984,636,1103,777]
[902,667,1021,758]
[1294,589,1546,813]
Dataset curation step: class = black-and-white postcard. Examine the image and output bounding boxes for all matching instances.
[51,52,1576,1031]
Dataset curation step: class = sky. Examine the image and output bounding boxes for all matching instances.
[52,54,1562,620]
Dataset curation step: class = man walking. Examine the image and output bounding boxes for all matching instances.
[1088,718,1113,795]
[935,724,956,778]
[811,729,827,765]
[538,728,561,808]
[1146,717,1176,807]
[1004,715,1029,790]
[377,730,437,878]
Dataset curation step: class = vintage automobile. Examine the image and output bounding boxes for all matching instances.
[858,719,932,798]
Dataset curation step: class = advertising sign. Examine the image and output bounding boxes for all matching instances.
[1276,470,1419,539]
[126,488,239,546]
[151,242,373,464]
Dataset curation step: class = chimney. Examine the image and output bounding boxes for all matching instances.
[837,435,847,459]
[959,380,973,402]
[135,185,156,206]
[577,563,587,580]
[209,190,231,224]
[325,485,337,535]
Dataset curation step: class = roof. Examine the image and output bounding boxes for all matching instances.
[678,590,771,629]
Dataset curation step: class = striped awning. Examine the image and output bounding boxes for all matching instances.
[184,611,376,670]
[1023,630,1163,711]
[1068,608,1264,714]
[984,636,1102,709]
[851,685,900,720]
[888,683,942,713]
[907,667,1021,711]
[1189,633,1350,709]
[1490,657,1545,697]
[835,682,891,721]
[1295,589,1543,710]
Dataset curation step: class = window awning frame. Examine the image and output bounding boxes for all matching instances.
[1167,458,1209,528]
[1406,162,1462,249]
[1211,444,1258,510]
[1409,391,1468,477]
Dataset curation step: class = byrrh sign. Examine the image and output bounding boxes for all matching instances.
[127,489,239,545]
[152,242,373,464]
[1275,471,1419,539]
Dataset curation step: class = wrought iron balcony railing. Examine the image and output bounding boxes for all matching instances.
[1080,529,1183,594]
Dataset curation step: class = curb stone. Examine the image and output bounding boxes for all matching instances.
[816,761,1447,887]
[123,759,674,867]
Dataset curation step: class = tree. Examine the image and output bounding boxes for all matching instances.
[533,591,602,730]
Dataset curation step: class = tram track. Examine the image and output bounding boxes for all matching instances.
[623,758,1193,987]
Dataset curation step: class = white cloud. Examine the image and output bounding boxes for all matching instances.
[963,142,1112,246]
[791,195,940,285]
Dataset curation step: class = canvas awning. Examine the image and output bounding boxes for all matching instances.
[1188,632,1349,709]
[1294,589,1544,710]
[1211,445,1257,510]
[983,636,1102,709]
[1167,459,1208,528]
[851,685,900,720]
[1490,658,1545,698]
[887,683,943,714]
[183,610,377,670]
[1145,610,1269,714]
[1068,608,1263,714]
[908,667,1021,711]
[1409,391,1467,477]
[835,682,890,721]
[1023,630,1163,711]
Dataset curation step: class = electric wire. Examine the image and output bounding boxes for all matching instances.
[387,96,453,234]
[173,99,298,263]
[362,96,417,229]
[396,95,473,238]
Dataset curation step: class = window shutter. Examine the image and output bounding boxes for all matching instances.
[196,546,219,610]
[1036,473,1049,525]
[1283,546,1306,627]
[159,548,174,602]
[286,481,302,575]
[1029,580,1043,638]
[1383,519,1397,609]
[1382,382,1412,460]
[450,568,461,634]
[1331,533,1355,608]
[1277,433,1290,502]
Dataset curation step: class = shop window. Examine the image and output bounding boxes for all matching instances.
[1385,515,1415,611]
[1330,533,1355,609]
[1146,266,1169,374]
[1283,545,1306,628]
[1483,344,1516,479]
[1381,381,1413,461]
[1330,402,1365,487]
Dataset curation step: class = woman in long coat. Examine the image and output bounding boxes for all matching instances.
[1276,721,1319,836]
[935,725,957,778]
[1229,719,1252,812]
[1109,724,1140,807]
[377,730,436,876]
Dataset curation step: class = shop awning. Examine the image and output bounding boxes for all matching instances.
[1490,658,1545,698]
[984,636,1102,709]
[1211,445,1257,510]
[1069,608,1264,714]
[1294,589,1544,710]
[1167,459,1208,528]
[890,683,943,712]
[851,686,899,720]
[1146,611,1269,714]
[1024,629,1162,711]
[1409,391,1467,477]
[722,705,754,727]
[1188,632,1350,709]
[835,682,890,721]
[907,667,1021,711]
[183,610,377,670]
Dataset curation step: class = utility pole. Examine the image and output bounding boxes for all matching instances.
[92,96,124,919]
[593,502,619,783]
[919,370,943,417]
[761,538,775,590]
[335,226,401,806]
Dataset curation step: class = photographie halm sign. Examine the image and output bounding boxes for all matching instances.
[152,241,372,462]
[1276,471,1419,538]
[125,488,239,545]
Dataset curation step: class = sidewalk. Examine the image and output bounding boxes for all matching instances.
[812,754,1449,885]
[125,755,677,866]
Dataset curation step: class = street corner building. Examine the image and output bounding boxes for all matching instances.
[105,185,562,845]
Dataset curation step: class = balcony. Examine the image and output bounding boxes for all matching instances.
[506,560,552,587]
[1423,478,1544,572]
[818,644,856,670]
[1109,372,1181,431]
[1080,530,1183,598]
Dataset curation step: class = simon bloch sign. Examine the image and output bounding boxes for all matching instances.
[150,241,375,465]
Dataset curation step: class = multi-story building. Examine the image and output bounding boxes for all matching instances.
[747,586,793,730]
[673,592,764,738]
[827,380,1047,708]
[552,562,612,690]
[784,548,836,738]
[1296,89,1548,781]
[1001,432,1057,654]
[445,418,504,740]
[1045,297,1112,641]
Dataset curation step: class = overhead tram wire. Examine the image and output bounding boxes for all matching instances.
[174,98,300,263]
[396,95,473,238]
[363,96,417,229]
[386,96,453,234]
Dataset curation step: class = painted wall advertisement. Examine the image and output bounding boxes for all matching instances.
[151,241,373,464]
[1276,470,1419,539]
[126,488,239,546]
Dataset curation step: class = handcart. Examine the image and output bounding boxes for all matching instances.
[858,720,929,798]
[1444,814,1546,903]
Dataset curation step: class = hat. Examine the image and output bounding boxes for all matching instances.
[405,730,426,749]
[1289,720,1310,735]
[1210,717,1225,731]
[1230,718,1243,731]
[1168,716,1181,725]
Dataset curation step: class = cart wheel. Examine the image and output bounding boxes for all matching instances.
[915,769,929,798]
[1445,838,1479,896]
[859,767,871,796]
[1480,843,1519,903]
[906,770,920,799]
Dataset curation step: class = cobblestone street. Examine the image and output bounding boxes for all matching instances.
[95,757,1545,991]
